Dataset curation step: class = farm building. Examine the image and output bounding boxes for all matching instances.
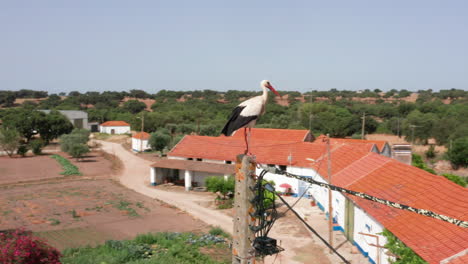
[39,110,90,130]
[149,128,468,264]
[132,132,151,152]
[99,121,130,134]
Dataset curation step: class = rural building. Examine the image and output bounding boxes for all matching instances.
[99,121,130,134]
[132,132,151,152]
[149,128,468,264]
[39,110,89,130]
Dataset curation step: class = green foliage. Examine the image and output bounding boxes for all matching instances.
[447,137,468,168]
[411,154,435,174]
[425,145,436,159]
[59,129,90,156]
[149,131,171,152]
[381,229,427,264]
[30,139,44,155]
[38,110,74,144]
[69,144,90,160]
[61,232,227,264]
[1,109,45,142]
[16,144,29,157]
[50,154,82,176]
[205,176,235,199]
[0,128,20,157]
[209,227,230,238]
[123,100,147,114]
[442,173,467,187]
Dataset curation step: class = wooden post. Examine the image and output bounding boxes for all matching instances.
[327,134,333,253]
[232,154,256,264]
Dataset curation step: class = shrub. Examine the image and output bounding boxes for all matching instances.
[381,229,426,264]
[205,176,235,199]
[68,144,90,161]
[149,131,171,152]
[425,145,436,159]
[0,228,61,264]
[16,144,29,157]
[0,128,20,157]
[447,137,468,168]
[30,139,44,155]
[442,173,467,187]
[412,154,436,174]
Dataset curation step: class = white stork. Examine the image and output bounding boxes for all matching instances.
[221,80,280,154]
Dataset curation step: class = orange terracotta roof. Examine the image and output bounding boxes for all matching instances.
[342,159,468,264]
[446,253,468,264]
[169,135,327,167]
[133,132,150,140]
[315,134,388,152]
[311,143,376,181]
[100,121,130,127]
[228,128,311,142]
[150,159,235,174]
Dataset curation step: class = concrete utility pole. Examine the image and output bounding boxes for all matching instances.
[326,134,333,253]
[361,112,366,139]
[232,154,256,264]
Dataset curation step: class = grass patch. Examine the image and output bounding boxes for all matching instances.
[112,200,140,217]
[209,227,230,238]
[49,218,61,226]
[51,154,82,176]
[60,232,229,264]
[93,133,111,140]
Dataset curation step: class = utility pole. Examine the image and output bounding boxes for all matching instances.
[409,125,420,145]
[361,112,366,139]
[326,134,333,253]
[139,114,145,153]
[232,154,256,264]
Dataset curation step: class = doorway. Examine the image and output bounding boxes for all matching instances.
[345,199,355,242]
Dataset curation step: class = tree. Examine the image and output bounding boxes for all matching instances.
[0,128,20,157]
[447,137,468,168]
[30,139,44,155]
[69,144,90,161]
[442,173,467,187]
[1,109,45,142]
[59,129,90,153]
[0,91,16,107]
[149,131,171,152]
[123,100,146,114]
[38,110,74,144]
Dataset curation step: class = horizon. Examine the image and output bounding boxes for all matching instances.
[1,1,467,93]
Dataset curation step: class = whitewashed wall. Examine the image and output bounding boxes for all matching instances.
[167,156,186,160]
[100,126,130,134]
[131,138,150,152]
[353,205,389,264]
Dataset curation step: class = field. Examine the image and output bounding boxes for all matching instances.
[0,179,208,250]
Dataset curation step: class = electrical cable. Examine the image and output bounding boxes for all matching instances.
[266,182,351,264]
[261,167,468,228]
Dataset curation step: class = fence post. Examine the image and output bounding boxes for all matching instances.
[232,154,256,264]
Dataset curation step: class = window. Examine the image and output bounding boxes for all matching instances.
[196,158,202,161]
[279,165,287,171]
[188,158,193,160]
[226,161,232,164]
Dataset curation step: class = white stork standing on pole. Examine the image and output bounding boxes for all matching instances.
[221,80,280,154]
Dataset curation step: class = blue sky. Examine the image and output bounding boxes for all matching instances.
[0,0,467,93]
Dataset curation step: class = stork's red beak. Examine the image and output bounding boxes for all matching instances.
[267,85,280,97]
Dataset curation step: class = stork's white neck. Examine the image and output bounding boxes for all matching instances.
[262,85,268,102]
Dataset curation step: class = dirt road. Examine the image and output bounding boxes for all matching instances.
[97,140,233,232]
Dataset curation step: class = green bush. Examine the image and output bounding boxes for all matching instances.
[447,137,468,168]
[442,173,467,187]
[50,154,82,176]
[69,144,90,161]
[205,176,235,199]
[425,145,436,159]
[208,227,229,238]
[411,154,436,174]
[381,229,427,264]
[16,144,29,157]
[30,139,44,155]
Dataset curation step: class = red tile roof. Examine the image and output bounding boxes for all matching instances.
[169,135,327,167]
[228,128,311,142]
[312,143,376,181]
[340,159,468,264]
[133,132,150,140]
[100,121,130,127]
[315,134,389,152]
[445,252,468,264]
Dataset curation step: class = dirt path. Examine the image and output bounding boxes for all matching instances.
[97,140,233,232]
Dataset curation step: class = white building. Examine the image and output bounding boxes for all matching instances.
[148,128,468,264]
[132,132,151,152]
[99,121,130,134]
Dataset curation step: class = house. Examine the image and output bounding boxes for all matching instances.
[149,128,468,264]
[132,132,151,152]
[314,135,392,157]
[228,128,314,142]
[39,110,90,130]
[99,121,130,134]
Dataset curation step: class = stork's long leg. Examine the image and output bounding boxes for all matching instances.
[244,127,248,154]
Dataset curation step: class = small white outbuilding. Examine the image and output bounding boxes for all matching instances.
[99,121,131,134]
[132,132,151,152]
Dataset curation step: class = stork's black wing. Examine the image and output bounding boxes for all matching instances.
[221,106,258,136]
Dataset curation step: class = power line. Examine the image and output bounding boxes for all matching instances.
[265,183,351,264]
[260,167,468,228]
